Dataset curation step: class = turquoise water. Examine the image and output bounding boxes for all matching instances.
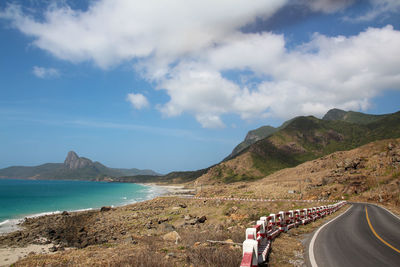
[0,179,164,231]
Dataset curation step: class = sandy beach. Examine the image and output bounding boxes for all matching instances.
[0,244,55,267]
[154,184,196,196]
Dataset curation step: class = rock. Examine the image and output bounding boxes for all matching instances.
[167,252,176,258]
[64,151,93,170]
[158,217,169,224]
[48,229,56,236]
[179,203,187,208]
[100,206,112,212]
[163,231,181,244]
[186,219,198,225]
[123,236,134,244]
[160,223,175,232]
[184,215,192,220]
[61,211,69,216]
[197,216,207,223]
[49,246,58,252]
[388,143,394,150]
[80,239,88,248]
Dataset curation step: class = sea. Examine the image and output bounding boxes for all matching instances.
[0,179,166,234]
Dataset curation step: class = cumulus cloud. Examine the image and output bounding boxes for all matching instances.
[158,25,400,121]
[32,66,59,78]
[126,93,149,110]
[2,1,400,127]
[0,0,287,69]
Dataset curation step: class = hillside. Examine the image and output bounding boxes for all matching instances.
[195,138,400,206]
[197,110,400,183]
[0,151,159,180]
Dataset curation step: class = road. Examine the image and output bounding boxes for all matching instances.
[308,203,400,267]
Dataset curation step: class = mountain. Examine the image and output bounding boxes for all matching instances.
[322,108,389,124]
[229,108,392,160]
[197,110,400,184]
[227,118,297,160]
[0,151,159,180]
[227,126,278,159]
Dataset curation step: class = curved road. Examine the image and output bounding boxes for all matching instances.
[308,203,400,267]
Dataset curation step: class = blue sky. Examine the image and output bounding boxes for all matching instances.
[1,0,400,173]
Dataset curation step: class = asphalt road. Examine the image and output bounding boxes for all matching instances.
[308,203,400,267]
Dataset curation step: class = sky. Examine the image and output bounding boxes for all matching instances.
[0,0,400,174]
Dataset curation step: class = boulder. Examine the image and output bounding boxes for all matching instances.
[160,223,176,232]
[100,206,112,212]
[197,216,207,223]
[163,231,181,244]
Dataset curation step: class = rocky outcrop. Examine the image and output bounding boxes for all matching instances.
[64,151,94,169]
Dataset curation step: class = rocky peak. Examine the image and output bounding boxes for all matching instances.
[64,151,93,170]
[322,108,347,121]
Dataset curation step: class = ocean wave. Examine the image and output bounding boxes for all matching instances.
[0,218,22,234]
[0,219,10,226]
[26,211,62,219]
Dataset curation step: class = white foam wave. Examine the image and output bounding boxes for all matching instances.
[72,208,93,212]
[0,219,10,226]
[0,218,22,235]
[26,211,62,219]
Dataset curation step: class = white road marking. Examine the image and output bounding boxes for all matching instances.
[308,205,353,267]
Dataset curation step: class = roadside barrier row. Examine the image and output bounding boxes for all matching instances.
[190,196,339,203]
[240,201,347,267]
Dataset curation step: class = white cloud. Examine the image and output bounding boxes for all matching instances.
[303,0,355,14]
[126,93,149,110]
[32,66,59,78]
[0,0,287,69]
[159,25,400,120]
[346,0,400,22]
[2,1,400,128]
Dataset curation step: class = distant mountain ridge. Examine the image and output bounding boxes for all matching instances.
[197,109,400,183]
[322,108,389,124]
[0,151,159,180]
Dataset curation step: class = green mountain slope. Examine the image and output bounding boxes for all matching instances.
[201,110,400,183]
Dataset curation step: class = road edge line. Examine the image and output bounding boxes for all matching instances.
[308,204,353,267]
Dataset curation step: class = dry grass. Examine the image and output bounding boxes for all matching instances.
[185,246,242,267]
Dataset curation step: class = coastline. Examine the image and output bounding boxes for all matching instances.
[0,182,193,266]
[0,183,174,236]
[139,183,196,197]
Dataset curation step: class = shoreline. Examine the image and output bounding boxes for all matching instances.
[0,183,186,236]
[0,183,193,266]
[139,183,196,197]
